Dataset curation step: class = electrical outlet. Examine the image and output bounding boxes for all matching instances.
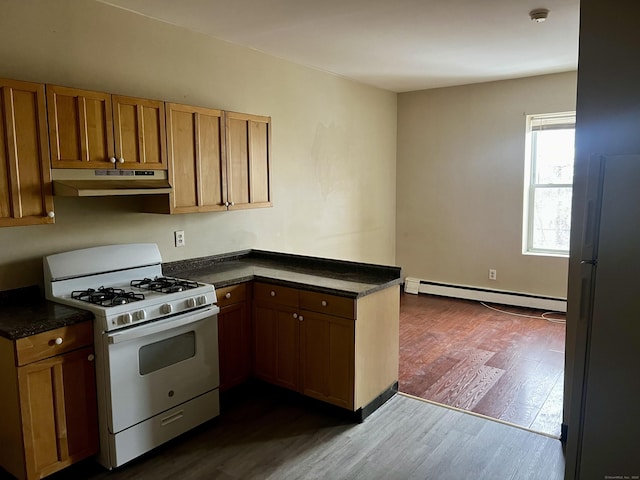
[174,230,185,247]
[488,269,497,281]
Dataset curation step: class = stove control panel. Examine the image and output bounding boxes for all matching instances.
[161,303,173,315]
[102,288,217,330]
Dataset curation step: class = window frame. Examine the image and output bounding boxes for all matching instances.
[523,111,576,257]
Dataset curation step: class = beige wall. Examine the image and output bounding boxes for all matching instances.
[0,0,397,290]
[396,72,577,298]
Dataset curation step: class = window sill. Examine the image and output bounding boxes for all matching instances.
[522,250,569,259]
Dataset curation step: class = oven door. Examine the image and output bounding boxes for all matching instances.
[104,306,219,434]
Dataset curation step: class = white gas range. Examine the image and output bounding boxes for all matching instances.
[43,243,220,470]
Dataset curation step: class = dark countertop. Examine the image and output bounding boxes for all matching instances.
[164,250,402,299]
[0,250,401,340]
[0,286,94,341]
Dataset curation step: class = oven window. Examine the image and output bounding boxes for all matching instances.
[139,331,196,375]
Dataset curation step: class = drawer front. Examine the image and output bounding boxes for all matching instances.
[216,283,248,308]
[299,291,355,319]
[16,321,94,366]
[253,283,298,308]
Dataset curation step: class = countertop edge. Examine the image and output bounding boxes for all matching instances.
[164,250,402,298]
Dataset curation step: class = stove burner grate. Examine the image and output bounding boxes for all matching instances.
[71,287,145,306]
[130,277,200,294]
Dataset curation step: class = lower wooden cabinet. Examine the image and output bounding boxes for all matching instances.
[253,283,357,410]
[217,283,252,392]
[219,280,398,414]
[0,323,98,480]
[253,303,299,391]
[299,311,354,409]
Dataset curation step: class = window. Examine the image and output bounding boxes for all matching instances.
[523,112,576,256]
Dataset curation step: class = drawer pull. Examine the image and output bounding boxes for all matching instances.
[161,410,184,426]
[270,291,276,297]
[225,292,232,299]
[88,354,95,361]
[54,337,63,345]
[321,300,327,307]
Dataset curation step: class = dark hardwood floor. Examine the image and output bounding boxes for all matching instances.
[28,384,563,480]
[399,293,566,437]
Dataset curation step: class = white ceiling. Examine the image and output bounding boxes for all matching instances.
[99,0,580,93]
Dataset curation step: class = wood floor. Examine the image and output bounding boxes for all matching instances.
[30,384,564,480]
[399,293,566,437]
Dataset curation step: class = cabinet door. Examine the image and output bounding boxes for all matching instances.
[300,311,354,409]
[61,347,98,463]
[253,303,298,391]
[0,79,54,227]
[113,95,167,170]
[166,103,226,213]
[225,111,271,210]
[218,301,252,392]
[46,85,115,168]
[18,347,98,480]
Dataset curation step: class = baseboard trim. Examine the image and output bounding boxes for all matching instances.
[355,382,398,423]
[405,279,567,312]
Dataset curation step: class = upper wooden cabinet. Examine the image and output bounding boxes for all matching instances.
[163,103,226,213]
[226,112,272,210]
[112,95,167,170]
[150,106,272,214]
[0,78,55,227]
[46,85,167,170]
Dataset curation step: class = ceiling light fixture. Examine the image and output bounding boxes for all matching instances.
[529,8,550,22]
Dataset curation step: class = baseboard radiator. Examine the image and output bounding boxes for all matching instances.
[403,278,567,313]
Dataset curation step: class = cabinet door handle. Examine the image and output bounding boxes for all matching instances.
[88,354,95,361]
[118,157,125,163]
[54,337,63,345]
[270,291,276,297]
[47,211,55,218]
[293,313,298,319]
[109,157,117,163]
[299,315,304,322]
[321,300,327,307]
[225,292,232,299]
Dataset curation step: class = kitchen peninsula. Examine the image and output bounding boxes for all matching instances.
[165,249,402,420]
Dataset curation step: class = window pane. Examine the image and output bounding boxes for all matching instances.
[534,129,575,184]
[532,187,572,251]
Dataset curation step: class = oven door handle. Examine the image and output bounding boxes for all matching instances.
[107,306,219,344]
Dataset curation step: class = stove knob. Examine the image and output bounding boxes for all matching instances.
[198,295,207,306]
[121,313,133,324]
[186,297,196,308]
[161,303,173,315]
[136,310,147,321]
